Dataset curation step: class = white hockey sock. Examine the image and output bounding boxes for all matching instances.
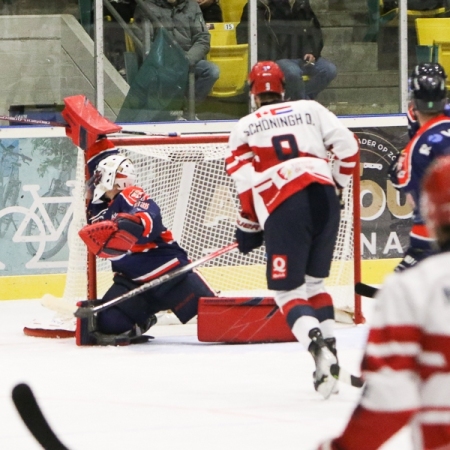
[319,319,335,340]
[291,315,321,349]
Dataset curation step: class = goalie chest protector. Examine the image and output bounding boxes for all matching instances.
[197,297,296,343]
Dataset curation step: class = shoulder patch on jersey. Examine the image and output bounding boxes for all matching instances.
[121,186,143,204]
[428,133,443,143]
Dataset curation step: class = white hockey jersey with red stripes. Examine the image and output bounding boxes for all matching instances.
[323,251,450,450]
[226,100,359,227]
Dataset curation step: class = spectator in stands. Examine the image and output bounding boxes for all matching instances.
[103,1,137,74]
[108,0,137,23]
[236,0,337,101]
[134,0,219,108]
[197,0,223,22]
[381,0,446,14]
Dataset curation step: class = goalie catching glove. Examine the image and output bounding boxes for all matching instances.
[235,214,264,254]
[79,213,144,259]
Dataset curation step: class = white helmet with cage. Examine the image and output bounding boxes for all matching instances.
[92,154,136,204]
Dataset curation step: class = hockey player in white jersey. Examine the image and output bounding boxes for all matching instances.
[318,155,450,449]
[225,61,359,398]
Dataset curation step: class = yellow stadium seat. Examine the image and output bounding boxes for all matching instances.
[436,42,450,88]
[365,0,449,41]
[207,22,239,46]
[220,0,247,23]
[206,22,248,97]
[415,18,450,88]
[207,44,249,97]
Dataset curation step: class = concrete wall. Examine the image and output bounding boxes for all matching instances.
[0,14,128,120]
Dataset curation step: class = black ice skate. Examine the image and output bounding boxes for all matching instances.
[308,328,338,399]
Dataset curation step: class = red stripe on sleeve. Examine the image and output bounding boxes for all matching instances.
[369,325,421,344]
[332,406,414,450]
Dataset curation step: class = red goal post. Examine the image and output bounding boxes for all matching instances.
[63,134,362,324]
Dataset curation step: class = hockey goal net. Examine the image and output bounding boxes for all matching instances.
[62,134,362,324]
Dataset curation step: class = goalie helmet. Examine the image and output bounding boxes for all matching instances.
[248,61,285,96]
[92,154,136,204]
[421,155,450,235]
[409,63,447,113]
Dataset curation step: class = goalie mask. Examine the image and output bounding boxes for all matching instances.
[421,155,450,236]
[92,154,136,204]
[248,61,285,97]
[409,63,447,113]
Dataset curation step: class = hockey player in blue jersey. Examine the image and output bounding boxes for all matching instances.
[389,62,450,271]
[77,145,215,345]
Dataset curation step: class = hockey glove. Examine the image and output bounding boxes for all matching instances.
[79,213,144,259]
[394,247,434,272]
[235,215,264,254]
[387,151,405,188]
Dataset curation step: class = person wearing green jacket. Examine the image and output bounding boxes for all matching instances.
[134,0,219,106]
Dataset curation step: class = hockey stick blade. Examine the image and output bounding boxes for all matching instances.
[0,114,66,127]
[74,242,239,319]
[12,383,70,450]
[330,364,364,388]
[355,282,379,298]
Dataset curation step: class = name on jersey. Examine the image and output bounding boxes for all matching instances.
[246,106,314,136]
[135,200,150,210]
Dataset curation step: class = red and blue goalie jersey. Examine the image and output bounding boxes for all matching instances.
[88,186,190,284]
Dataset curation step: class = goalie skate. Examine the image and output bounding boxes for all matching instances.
[308,328,338,399]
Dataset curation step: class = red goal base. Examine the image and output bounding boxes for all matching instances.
[197,297,296,343]
[23,327,75,339]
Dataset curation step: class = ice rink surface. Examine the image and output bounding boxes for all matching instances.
[0,299,412,450]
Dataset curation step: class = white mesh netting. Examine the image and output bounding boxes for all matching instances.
[63,137,358,320]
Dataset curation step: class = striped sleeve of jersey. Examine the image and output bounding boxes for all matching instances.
[226,121,258,221]
[331,255,450,449]
[319,105,359,189]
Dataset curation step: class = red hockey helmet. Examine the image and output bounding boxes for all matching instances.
[248,61,285,96]
[421,155,450,234]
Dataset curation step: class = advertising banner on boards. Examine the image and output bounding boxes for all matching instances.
[356,126,412,260]
[0,126,412,277]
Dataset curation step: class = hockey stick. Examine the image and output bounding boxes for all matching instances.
[0,114,179,137]
[12,383,70,450]
[0,114,231,138]
[74,242,239,319]
[355,282,379,298]
[331,364,364,388]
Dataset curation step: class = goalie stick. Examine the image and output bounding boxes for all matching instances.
[74,242,239,318]
[12,383,70,450]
